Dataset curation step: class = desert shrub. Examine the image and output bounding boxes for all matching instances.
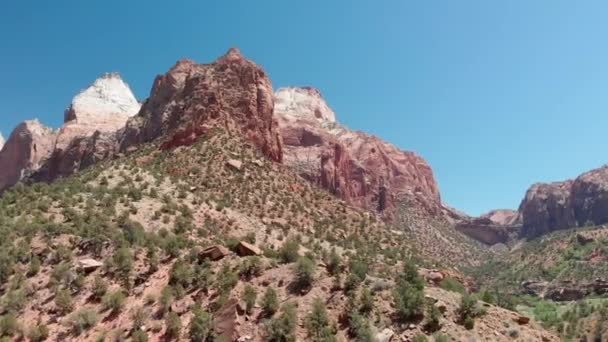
[243,285,257,315]
[102,290,126,313]
[55,288,74,315]
[292,257,315,292]
[359,288,374,315]
[344,273,363,294]
[68,308,99,335]
[459,293,484,329]
[92,275,108,300]
[28,256,41,277]
[305,298,336,342]
[0,313,19,337]
[348,312,374,342]
[413,334,428,342]
[132,330,149,342]
[433,333,449,342]
[189,304,213,342]
[27,323,49,342]
[463,316,475,330]
[278,239,300,264]
[440,277,465,294]
[159,286,175,315]
[239,256,263,279]
[326,249,341,275]
[169,258,193,288]
[261,287,279,316]
[265,303,298,342]
[393,282,425,321]
[426,303,442,332]
[165,312,182,340]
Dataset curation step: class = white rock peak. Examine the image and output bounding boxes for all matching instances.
[0,132,4,150]
[274,87,336,124]
[65,72,140,125]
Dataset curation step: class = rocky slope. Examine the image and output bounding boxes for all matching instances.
[274,86,441,220]
[0,73,140,191]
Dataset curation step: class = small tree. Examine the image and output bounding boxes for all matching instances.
[305,298,336,342]
[278,239,300,264]
[261,286,279,316]
[425,303,442,332]
[92,275,108,300]
[243,285,258,315]
[292,257,315,292]
[393,282,425,321]
[266,303,298,342]
[165,312,182,340]
[359,288,374,315]
[102,290,126,313]
[189,304,213,342]
[55,288,74,315]
[326,249,341,275]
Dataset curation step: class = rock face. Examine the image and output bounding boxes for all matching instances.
[519,181,574,238]
[518,165,608,239]
[274,87,441,218]
[0,133,4,150]
[0,74,140,191]
[121,48,283,163]
[0,121,57,191]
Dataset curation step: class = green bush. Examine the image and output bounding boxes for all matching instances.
[0,313,20,337]
[440,277,466,294]
[393,282,425,321]
[243,285,257,315]
[348,312,374,342]
[55,288,74,315]
[132,330,149,342]
[413,334,428,342]
[189,304,213,342]
[102,290,126,313]
[278,239,300,264]
[165,312,182,340]
[359,288,374,314]
[27,323,49,342]
[261,287,279,316]
[292,257,315,292]
[305,298,336,342]
[265,303,298,342]
[463,316,475,330]
[92,275,108,300]
[426,303,442,332]
[68,308,99,335]
[326,249,341,275]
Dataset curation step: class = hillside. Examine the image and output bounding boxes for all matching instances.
[0,127,558,341]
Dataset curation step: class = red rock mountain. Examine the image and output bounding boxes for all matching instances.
[274,87,441,219]
[0,73,140,190]
[121,48,283,162]
[519,165,608,238]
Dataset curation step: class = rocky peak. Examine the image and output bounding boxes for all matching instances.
[274,86,441,219]
[0,133,4,151]
[274,87,337,124]
[0,120,56,191]
[121,48,283,162]
[64,72,140,127]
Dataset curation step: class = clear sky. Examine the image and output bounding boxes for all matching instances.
[1,1,608,216]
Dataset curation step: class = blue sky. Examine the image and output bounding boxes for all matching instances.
[2,1,608,215]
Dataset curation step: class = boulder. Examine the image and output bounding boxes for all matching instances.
[545,287,584,301]
[227,159,243,171]
[235,241,262,256]
[77,258,103,272]
[514,315,530,325]
[426,271,445,283]
[200,245,230,261]
[375,328,394,342]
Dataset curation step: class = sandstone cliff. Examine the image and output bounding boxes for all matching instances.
[121,48,283,162]
[274,86,441,219]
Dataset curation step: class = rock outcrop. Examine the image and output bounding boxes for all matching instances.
[274,87,441,219]
[0,120,56,191]
[121,48,283,163]
[0,133,4,150]
[0,74,140,191]
[517,165,608,239]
